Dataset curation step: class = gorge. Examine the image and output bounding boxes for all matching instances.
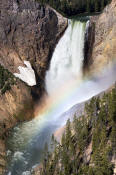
[6,18,116,174]
[6,18,87,175]
[0,0,116,174]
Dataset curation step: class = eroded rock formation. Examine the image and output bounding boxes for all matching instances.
[84,0,116,75]
[0,0,67,98]
[0,0,67,173]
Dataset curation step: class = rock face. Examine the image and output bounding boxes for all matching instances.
[0,0,67,127]
[83,20,95,73]
[0,0,67,99]
[85,0,116,74]
[0,139,6,175]
[0,0,67,173]
[0,81,34,137]
[0,81,34,174]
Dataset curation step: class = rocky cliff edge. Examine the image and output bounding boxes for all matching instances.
[0,0,67,174]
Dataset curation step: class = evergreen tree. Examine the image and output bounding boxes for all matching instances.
[86,0,90,13]
[95,0,99,12]
[101,0,105,11]
[40,85,116,175]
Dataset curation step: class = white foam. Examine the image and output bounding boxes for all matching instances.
[13,151,25,161]
[7,172,12,175]
[14,61,36,86]
[45,20,86,95]
[22,171,31,175]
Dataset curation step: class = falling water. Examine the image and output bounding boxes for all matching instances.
[46,20,86,95]
[6,19,116,175]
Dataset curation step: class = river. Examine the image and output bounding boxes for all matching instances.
[6,19,116,175]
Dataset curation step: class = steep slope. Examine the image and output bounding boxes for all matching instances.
[0,80,33,175]
[0,0,67,174]
[0,0,67,99]
[33,85,116,175]
[84,0,116,74]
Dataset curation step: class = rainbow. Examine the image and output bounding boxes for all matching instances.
[13,62,116,149]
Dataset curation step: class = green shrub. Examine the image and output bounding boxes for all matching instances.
[0,64,16,94]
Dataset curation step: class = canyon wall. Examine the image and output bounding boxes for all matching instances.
[0,0,67,99]
[84,0,116,74]
[0,0,116,174]
[32,0,116,174]
[0,0,67,174]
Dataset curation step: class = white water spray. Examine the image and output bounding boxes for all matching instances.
[45,20,86,95]
[7,19,116,175]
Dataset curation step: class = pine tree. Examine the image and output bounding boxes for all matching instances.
[95,0,99,12]
[65,119,72,149]
[101,0,105,11]
[86,0,90,13]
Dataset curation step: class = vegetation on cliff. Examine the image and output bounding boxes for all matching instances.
[39,85,116,175]
[38,0,112,16]
[0,64,16,94]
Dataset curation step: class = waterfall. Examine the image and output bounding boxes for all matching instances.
[6,19,87,175]
[45,20,86,95]
[6,19,116,175]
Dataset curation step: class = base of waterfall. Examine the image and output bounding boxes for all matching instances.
[5,14,116,174]
[6,62,116,175]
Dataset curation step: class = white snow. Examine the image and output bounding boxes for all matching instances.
[14,61,36,86]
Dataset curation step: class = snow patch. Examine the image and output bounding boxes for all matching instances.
[14,61,36,86]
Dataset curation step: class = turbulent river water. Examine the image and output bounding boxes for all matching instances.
[6,19,116,175]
